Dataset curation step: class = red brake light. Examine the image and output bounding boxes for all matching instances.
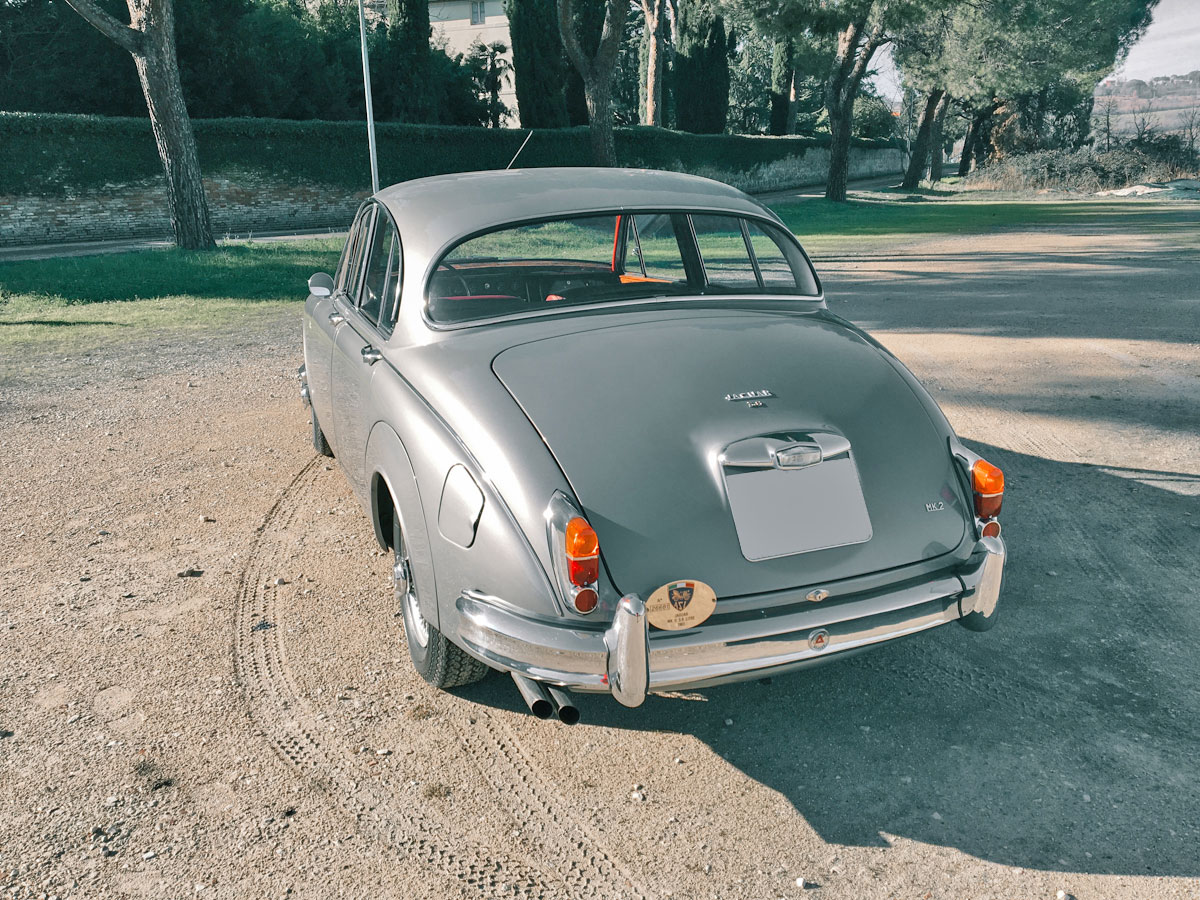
[972,459,1004,519]
[566,517,599,587]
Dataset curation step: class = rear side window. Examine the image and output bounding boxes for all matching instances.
[692,214,758,289]
[630,214,688,282]
[748,221,806,290]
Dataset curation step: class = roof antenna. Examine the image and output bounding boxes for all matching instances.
[507,130,534,170]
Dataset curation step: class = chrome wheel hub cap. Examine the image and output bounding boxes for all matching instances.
[394,554,428,647]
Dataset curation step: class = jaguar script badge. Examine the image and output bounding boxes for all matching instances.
[726,389,773,408]
[725,389,774,402]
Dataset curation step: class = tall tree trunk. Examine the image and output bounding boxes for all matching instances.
[640,0,664,126]
[901,87,945,189]
[786,72,799,135]
[929,93,950,181]
[585,76,615,164]
[823,20,885,202]
[971,104,996,170]
[826,102,852,201]
[62,0,214,250]
[558,0,629,166]
[958,115,978,176]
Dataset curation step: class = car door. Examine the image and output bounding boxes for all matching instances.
[308,206,371,453]
[331,203,402,495]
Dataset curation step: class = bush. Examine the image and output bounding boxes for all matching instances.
[968,142,1199,192]
[0,112,897,196]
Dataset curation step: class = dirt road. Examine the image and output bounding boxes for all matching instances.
[2,207,1198,900]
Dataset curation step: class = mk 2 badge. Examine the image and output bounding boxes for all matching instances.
[646,579,717,630]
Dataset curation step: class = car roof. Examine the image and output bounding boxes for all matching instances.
[373,167,781,264]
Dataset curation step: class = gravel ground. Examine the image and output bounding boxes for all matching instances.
[1,209,1198,900]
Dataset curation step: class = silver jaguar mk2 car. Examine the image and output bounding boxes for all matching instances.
[299,168,1006,722]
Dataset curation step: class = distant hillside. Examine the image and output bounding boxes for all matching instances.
[1094,73,1199,135]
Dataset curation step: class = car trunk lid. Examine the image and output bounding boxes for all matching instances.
[492,312,969,600]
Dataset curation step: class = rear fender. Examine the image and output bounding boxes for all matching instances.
[364,423,439,633]
[366,381,563,649]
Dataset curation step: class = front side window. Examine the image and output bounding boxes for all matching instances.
[337,207,375,297]
[358,210,401,331]
[428,210,817,325]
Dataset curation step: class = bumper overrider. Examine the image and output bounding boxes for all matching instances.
[457,536,1006,708]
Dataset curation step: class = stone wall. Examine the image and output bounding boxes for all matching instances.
[0,148,901,248]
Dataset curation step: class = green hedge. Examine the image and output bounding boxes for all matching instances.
[0,112,897,196]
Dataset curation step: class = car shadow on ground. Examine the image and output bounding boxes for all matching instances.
[457,443,1200,878]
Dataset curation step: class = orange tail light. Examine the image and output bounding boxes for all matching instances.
[565,517,599,588]
[972,458,1004,519]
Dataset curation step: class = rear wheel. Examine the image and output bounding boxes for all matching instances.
[394,517,488,689]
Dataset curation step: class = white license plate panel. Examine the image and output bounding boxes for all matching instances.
[724,457,873,561]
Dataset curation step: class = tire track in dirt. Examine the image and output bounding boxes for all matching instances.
[448,709,653,900]
[233,457,653,900]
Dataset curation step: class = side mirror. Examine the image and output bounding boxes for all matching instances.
[308,272,335,297]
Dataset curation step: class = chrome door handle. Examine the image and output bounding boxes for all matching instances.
[328,312,345,326]
[361,346,383,365]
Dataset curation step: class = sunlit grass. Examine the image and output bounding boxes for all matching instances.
[0,239,341,352]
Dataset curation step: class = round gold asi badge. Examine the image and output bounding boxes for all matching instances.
[646,580,717,631]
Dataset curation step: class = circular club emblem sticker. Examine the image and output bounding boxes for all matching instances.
[646,580,717,631]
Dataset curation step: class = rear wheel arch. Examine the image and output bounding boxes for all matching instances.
[365,423,440,633]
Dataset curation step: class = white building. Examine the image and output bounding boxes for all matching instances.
[429,0,517,122]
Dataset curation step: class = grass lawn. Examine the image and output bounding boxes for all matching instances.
[2,192,1195,354]
[773,194,1199,254]
[0,239,342,354]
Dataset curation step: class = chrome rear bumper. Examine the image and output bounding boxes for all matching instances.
[456,536,1005,708]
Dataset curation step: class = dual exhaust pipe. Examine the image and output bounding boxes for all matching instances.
[511,672,579,725]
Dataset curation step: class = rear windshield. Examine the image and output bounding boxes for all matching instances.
[427,211,819,325]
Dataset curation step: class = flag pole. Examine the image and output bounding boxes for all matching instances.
[357,0,380,194]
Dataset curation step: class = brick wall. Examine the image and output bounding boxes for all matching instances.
[0,148,901,248]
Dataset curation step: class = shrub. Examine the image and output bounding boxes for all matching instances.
[0,112,897,196]
[968,142,1199,192]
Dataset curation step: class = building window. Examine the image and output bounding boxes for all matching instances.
[470,0,485,24]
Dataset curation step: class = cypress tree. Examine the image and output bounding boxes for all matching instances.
[505,0,569,127]
[674,0,728,134]
[386,0,435,122]
[768,38,793,136]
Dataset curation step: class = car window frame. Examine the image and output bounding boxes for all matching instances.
[336,205,376,304]
[339,201,405,339]
[423,208,822,330]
